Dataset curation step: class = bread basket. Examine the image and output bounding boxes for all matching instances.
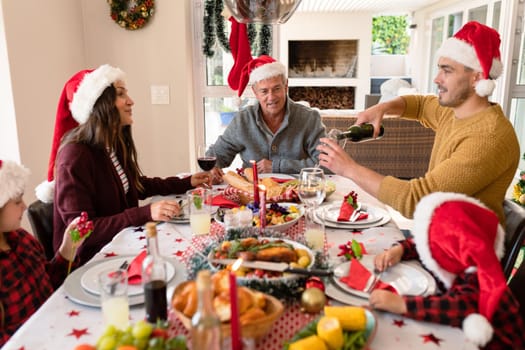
[171,281,284,340]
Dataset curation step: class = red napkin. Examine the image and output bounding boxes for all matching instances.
[211,194,239,208]
[127,250,147,285]
[338,192,358,221]
[340,258,397,294]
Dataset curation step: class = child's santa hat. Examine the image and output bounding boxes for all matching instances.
[0,159,30,208]
[436,21,503,97]
[35,64,125,203]
[237,55,286,97]
[412,192,506,347]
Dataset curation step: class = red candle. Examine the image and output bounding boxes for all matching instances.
[259,184,267,234]
[250,160,260,207]
[230,259,243,350]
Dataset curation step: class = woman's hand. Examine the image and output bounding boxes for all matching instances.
[374,243,403,272]
[58,217,81,261]
[369,289,407,314]
[191,171,212,187]
[150,199,181,222]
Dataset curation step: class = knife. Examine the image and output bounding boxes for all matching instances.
[210,259,333,277]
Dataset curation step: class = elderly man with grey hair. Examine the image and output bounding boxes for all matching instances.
[208,55,326,180]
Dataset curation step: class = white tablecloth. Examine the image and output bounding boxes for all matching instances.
[3,175,478,350]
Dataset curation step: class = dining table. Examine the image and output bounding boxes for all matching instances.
[2,174,479,350]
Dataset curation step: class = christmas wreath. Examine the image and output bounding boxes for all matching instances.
[512,154,525,206]
[108,0,155,30]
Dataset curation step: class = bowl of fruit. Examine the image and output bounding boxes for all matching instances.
[73,320,187,350]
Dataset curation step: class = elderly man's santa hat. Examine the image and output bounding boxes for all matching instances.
[0,160,30,208]
[35,64,125,203]
[436,21,503,97]
[236,55,287,97]
[412,192,506,347]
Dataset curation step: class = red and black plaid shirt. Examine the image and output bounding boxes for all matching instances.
[399,239,525,350]
[1,229,71,345]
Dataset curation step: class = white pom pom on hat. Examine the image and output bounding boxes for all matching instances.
[436,21,503,97]
[35,64,125,203]
[0,160,30,208]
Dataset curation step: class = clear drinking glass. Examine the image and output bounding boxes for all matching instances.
[98,268,130,330]
[187,188,212,235]
[297,167,326,208]
[304,206,325,251]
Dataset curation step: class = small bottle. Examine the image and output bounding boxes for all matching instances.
[337,123,385,142]
[191,270,221,350]
[142,222,168,323]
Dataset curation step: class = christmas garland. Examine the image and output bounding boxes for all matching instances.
[108,0,155,30]
[202,0,272,57]
[512,153,525,206]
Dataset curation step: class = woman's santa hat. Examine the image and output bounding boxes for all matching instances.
[412,192,506,347]
[35,64,125,203]
[0,160,30,208]
[436,21,503,97]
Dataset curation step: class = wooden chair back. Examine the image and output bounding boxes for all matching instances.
[502,199,525,278]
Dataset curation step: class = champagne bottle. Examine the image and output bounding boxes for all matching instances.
[142,222,168,323]
[336,123,384,142]
[191,270,221,350]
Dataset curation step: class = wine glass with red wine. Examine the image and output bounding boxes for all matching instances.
[197,144,216,171]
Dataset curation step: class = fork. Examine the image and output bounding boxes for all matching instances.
[349,203,363,222]
[109,260,129,294]
[365,268,382,293]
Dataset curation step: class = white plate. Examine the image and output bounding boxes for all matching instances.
[324,202,383,225]
[80,256,176,296]
[215,202,304,232]
[259,173,296,180]
[209,237,315,280]
[332,255,429,299]
[64,256,185,307]
[316,204,391,229]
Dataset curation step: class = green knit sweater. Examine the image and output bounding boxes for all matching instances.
[378,95,520,223]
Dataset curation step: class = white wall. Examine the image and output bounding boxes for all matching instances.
[278,12,373,110]
[2,0,194,212]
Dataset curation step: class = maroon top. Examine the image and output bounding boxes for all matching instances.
[53,143,193,265]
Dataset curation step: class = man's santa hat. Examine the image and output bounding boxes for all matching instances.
[35,64,125,203]
[236,55,287,97]
[436,21,503,97]
[412,192,506,347]
[0,160,30,208]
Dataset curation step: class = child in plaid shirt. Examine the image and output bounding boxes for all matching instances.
[0,160,84,345]
[370,192,525,350]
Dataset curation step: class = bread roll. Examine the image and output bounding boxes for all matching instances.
[223,171,253,193]
[240,307,266,326]
[244,168,254,183]
[260,177,282,198]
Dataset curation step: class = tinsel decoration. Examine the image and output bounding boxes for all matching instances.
[202,0,216,57]
[202,0,273,58]
[214,0,231,52]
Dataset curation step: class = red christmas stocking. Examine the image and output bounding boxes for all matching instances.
[227,17,252,91]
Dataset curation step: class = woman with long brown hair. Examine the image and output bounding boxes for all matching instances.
[36,64,210,265]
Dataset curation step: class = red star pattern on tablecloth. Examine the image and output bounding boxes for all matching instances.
[175,238,183,243]
[421,333,442,345]
[174,250,184,257]
[104,252,117,257]
[133,226,144,232]
[68,328,90,339]
[393,319,406,327]
[67,310,80,317]
[16,347,25,350]
[138,235,146,240]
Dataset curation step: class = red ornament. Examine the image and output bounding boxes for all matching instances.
[305,276,325,292]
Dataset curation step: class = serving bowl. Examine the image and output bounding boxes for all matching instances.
[171,281,284,340]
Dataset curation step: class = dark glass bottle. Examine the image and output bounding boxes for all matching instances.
[191,270,221,350]
[142,222,168,323]
[336,123,385,142]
